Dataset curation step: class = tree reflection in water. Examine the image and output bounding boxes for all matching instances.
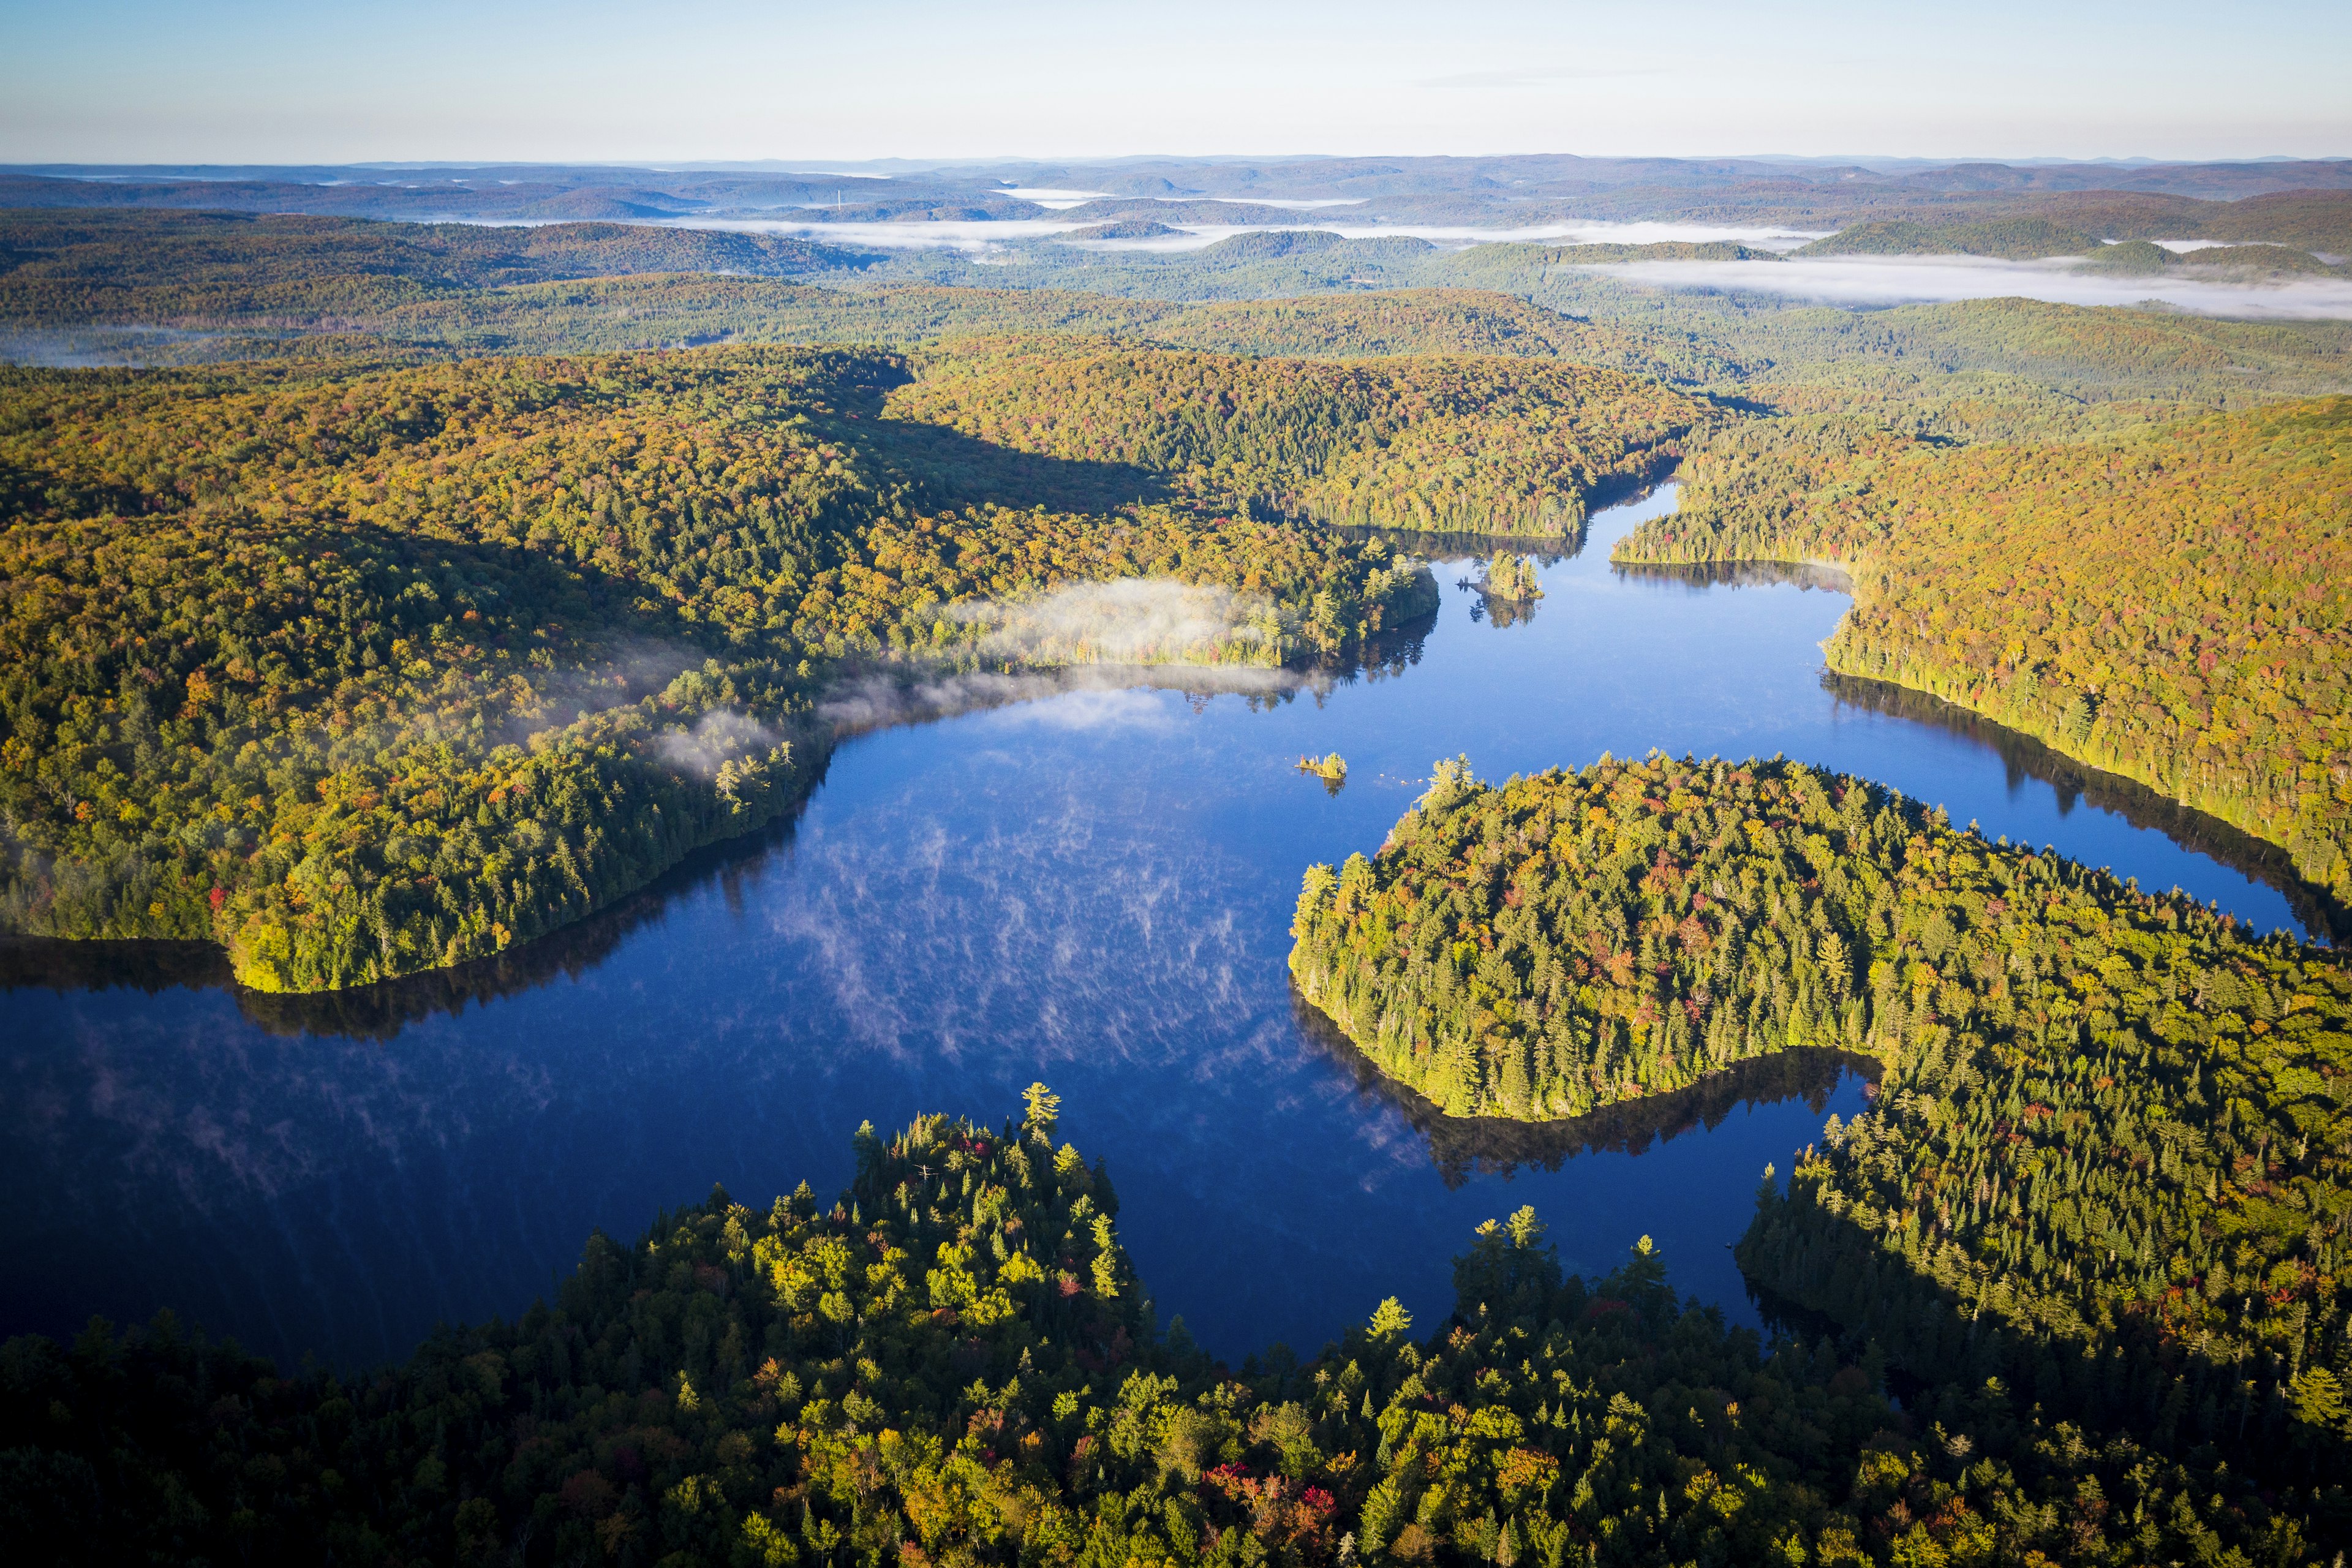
[1291,982,1874,1189]
[1822,672,2346,944]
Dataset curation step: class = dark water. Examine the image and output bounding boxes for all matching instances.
[0,488,2318,1370]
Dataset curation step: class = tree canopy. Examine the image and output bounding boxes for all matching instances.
[0,342,1481,990]
[1614,398,2352,903]
[5,1095,2340,1567]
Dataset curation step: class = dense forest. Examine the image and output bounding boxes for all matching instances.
[1291,751,2352,1466]
[13,210,2347,424]
[10,268,1698,374]
[885,339,1707,537]
[1291,750,2345,1123]
[385,283,1613,365]
[1613,398,2352,904]
[1793,221,2109,262]
[0,209,861,326]
[10,186,2352,1567]
[6,339,1578,989]
[1787,203,2352,266]
[5,1090,2341,1567]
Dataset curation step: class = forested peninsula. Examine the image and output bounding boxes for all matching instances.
[849,339,1700,540]
[1291,753,2345,1117]
[6,1089,2344,1567]
[1289,748,2352,1505]
[1611,398,2352,904]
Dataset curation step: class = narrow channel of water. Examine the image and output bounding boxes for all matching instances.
[0,488,2315,1368]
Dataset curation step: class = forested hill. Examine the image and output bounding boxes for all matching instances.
[4,1091,2341,1566]
[0,217,1717,383]
[11,209,2349,428]
[1293,751,2352,1477]
[886,338,1709,537]
[1292,752,2348,1121]
[372,282,1647,365]
[1793,218,2105,260]
[1611,398,2352,905]
[0,208,861,316]
[13,341,1604,990]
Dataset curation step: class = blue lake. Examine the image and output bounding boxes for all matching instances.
[0,488,2320,1370]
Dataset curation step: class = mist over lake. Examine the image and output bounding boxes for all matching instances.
[3,491,2312,1371]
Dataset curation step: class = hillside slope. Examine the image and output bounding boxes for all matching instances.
[1615,399,2352,902]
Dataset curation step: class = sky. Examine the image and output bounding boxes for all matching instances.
[2,0,2346,166]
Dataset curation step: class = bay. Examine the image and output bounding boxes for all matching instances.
[0,487,2314,1368]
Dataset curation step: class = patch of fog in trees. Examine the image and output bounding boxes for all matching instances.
[817,663,1311,739]
[943,577,1281,665]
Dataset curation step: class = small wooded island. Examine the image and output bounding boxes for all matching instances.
[1477,552,1544,605]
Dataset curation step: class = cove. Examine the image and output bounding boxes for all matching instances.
[0,487,2321,1372]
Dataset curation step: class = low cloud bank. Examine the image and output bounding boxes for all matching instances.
[1071,218,1828,254]
[684,213,1826,256]
[1335,219,1827,252]
[483,586,1305,780]
[1583,254,2352,320]
[677,215,1084,252]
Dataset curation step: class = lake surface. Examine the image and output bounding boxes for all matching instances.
[0,488,2319,1370]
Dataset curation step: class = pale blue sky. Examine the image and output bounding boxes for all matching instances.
[3,0,2345,165]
